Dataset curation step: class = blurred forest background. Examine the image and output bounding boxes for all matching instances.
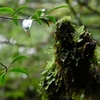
[0,0,100,100]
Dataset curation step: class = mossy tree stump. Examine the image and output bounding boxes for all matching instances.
[40,16,100,100]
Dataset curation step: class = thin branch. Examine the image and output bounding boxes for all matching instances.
[77,0,100,16]
[0,62,8,72]
[0,41,26,47]
[0,16,23,21]
[0,15,40,23]
[0,32,53,49]
[65,0,83,26]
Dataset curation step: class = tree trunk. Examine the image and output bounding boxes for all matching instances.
[40,16,100,100]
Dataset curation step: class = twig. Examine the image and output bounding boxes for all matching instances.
[0,62,8,72]
[77,0,100,16]
[0,32,53,49]
[0,15,40,23]
[0,41,26,47]
[0,16,23,21]
[65,0,83,26]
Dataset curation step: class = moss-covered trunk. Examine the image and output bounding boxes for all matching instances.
[40,16,100,100]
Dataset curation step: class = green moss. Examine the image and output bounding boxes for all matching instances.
[40,16,100,100]
[56,16,71,25]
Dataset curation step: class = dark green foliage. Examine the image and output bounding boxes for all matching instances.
[40,16,100,100]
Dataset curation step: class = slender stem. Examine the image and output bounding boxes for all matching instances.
[65,0,83,26]
[77,0,100,16]
[0,16,23,21]
[0,16,39,21]
[0,62,8,72]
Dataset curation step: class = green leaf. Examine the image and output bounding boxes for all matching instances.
[32,15,43,24]
[12,6,27,16]
[77,25,85,34]
[0,73,6,86]
[32,15,38,20]
[40,18,50,26]
[46,5,68,14]
[36,10,42,17]
[37,19,42,25]
[9,55,28,67]
[12,15,18,25]
[9,67,28,76]
[0,7,14,13]
[46,16,56,24]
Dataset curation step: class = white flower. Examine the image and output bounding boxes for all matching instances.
[41,8,45,12]
[41,8,46,17]
[22,18,33,36]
